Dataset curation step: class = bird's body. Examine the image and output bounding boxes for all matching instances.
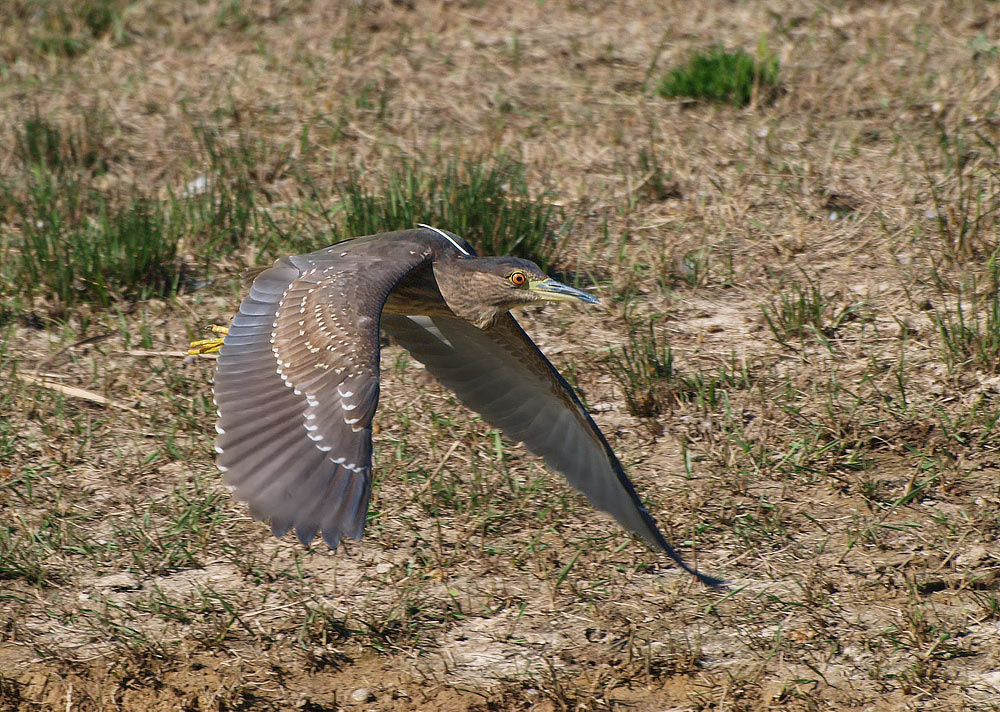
[210,226,721,587]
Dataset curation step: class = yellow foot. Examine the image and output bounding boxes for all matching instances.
[188,325,230,355]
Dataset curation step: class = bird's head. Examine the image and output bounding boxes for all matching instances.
[434,256,600,329]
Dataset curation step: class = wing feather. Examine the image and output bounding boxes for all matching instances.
[382,314,722,586]
[214,233,435,546]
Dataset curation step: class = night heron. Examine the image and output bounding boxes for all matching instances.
[195,226,722,587]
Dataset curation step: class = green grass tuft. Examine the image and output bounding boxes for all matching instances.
[658,45,779,107]
[929,258,1000,373]
[3,172,182,311]
[338,155,567,270]
[605,317,680,418]
[182,127,268,255]
[761,274,862,350]
[919,126,1000,263]
[14,113,112,175]
[19,0,128,57]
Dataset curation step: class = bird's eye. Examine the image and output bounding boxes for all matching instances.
[509,272,528,286]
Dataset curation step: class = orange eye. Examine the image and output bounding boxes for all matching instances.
[509,272,527,286]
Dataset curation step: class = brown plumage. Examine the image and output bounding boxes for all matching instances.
[213,226,722,587]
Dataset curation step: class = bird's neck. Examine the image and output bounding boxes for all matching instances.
[433,258,505,329]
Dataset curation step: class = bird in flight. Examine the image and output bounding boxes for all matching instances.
[194,226,722,587]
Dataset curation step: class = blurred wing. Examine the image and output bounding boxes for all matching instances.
[382,314,722,586]
[214,240,433,547]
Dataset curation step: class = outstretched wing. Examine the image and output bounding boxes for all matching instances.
[382,314,723,586]
[213,236,433,547]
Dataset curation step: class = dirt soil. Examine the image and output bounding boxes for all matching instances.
[2,1,1000,710]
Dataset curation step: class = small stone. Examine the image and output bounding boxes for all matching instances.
[350,687,372,703]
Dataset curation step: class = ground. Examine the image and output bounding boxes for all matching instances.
[1,1,1000,710]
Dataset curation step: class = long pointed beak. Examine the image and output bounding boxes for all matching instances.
[528,278,601,304]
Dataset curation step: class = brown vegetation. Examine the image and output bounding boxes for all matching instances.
[2,1,999,709]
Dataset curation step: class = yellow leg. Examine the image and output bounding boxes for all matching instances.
[188,325,230,355]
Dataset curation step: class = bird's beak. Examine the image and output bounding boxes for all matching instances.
[528,278,601,304]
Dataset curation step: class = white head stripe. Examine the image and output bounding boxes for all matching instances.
[417,224,470,256]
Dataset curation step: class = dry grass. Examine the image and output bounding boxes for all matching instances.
[2,1,1000,710]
